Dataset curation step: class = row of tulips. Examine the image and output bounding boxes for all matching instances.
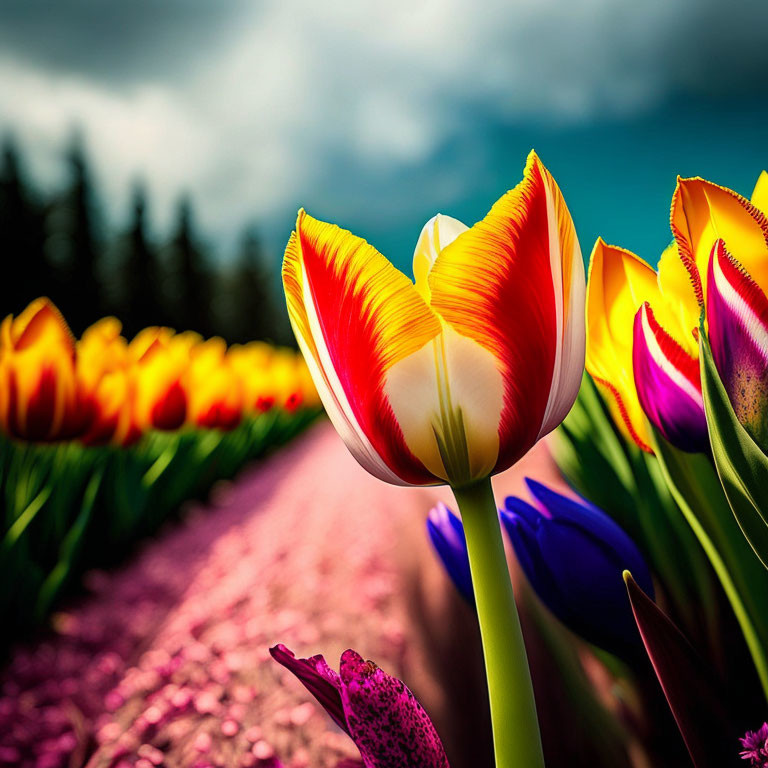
[1,297,319,444]
[1,299,321,646]
[268,155,768,767]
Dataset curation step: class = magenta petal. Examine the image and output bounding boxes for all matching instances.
[338,650,449,768]
[269,644,349,734]
[707,238,768,452]
[632,302,708,452]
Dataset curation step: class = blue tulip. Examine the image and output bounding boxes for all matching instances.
[427,502,474,604]
[500,479,653,660]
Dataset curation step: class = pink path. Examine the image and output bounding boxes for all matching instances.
[0,420,562,768]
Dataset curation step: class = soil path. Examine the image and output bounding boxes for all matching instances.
[0,420,561,768]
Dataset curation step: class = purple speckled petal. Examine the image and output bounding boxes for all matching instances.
[632,301,708,452]
[269,644,348,734]
[338,650,449,768]
[707,238,768,453]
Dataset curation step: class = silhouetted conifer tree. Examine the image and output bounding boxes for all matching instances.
[0,139,48,315]
[166,196,211,336]
[217,227,280,343]
[48,137,103,333]
[118,185,166,336]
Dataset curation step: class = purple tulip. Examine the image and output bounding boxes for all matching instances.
[270,644,449,768]
[633,301,708,452]
[501,479,653,660]
[707,238,768,453]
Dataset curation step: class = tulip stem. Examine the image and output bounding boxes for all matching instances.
[452,477,545,768]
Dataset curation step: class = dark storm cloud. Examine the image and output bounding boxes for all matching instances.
[0,0,251,84]
[0,0,767,97]
[1,0,768,258]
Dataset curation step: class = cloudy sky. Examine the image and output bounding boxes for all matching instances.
[1,0,768,270]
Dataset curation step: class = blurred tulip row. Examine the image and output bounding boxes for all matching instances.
[0,297,320,445]
[0,298,321,646]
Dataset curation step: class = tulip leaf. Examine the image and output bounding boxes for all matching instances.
[699,329,768,569]
[650,426,768,700]
[35,466,104,621]
[624,572,741,768]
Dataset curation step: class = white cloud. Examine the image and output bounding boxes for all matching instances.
[0,0,765,247]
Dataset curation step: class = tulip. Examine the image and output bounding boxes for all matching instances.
[706,238,768,453]
[269,348,307,412]
[632,300,708,452]
[586,239,706,452]
[671,175,768,311]
[186,338,243,430]
[585,171,768,455]
[426,503,474,604]
[501,479,653,660]
[282,152,585,768]
[77,318,141,446]
[282,151,583,489]
[0,298,85,441]
[270,644,449,768]
[230,342,277,413]
[130,328,189,431]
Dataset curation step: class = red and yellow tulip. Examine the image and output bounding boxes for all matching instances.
[130,327,190,432]
[282,151,585,487]
[77,317,140,446]
[0,298,85,441]
[586,171,768,453]
[186,338,243,430]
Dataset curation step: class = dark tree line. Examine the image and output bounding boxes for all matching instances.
[0,136,286,343]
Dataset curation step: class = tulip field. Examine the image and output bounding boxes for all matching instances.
[0,298,320,645]
[5,153,768,768]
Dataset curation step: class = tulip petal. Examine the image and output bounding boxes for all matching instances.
[428,151,585,470]
[501,500,569,618]
[632,302,708,452]
[751,170,768,214]
[671,176,768,303]
[383,323,505,484]
[655,242,701,353]
[269,644,348,734]
[8,297,75,355]
[586,239,657,452]
[707,239,768,452]
[283,210,442,485]
[338,650,449,768]
[413,214,468,302]
[426,503,474,603]
[524,479,650,575]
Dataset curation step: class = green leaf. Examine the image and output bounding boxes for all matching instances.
[700,328,768,569]
[35,465,104,621]
[651,426,768,701]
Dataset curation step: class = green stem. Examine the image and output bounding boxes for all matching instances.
[452,477,545,768]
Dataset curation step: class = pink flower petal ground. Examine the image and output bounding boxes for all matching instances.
[0,422,559,768]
